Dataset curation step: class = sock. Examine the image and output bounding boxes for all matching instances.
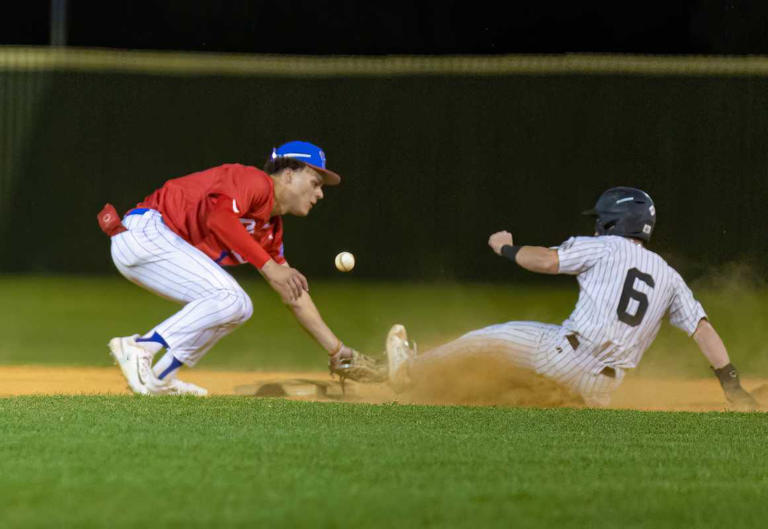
[153,351,184,380]
[136,331,168,355]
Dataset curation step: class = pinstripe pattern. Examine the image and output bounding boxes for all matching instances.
[557,235,706,370]
[111,210,253,366]
[461,321,559,372]
[450,322,621,407]
[415,235,704,407]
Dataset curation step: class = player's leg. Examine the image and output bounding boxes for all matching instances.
[110,210,253,394]
[577,370,625,407]
[387,322,625,406]
[536,336,626,407]
[387,321,560,391]
[421,321,560,371]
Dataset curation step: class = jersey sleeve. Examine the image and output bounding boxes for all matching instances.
[206,196,272,269]
[668,271,707,335]
[556,236,611,275]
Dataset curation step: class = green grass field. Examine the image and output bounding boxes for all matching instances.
[1,397,767,528]
[2,275,767,375]
[2,276,767,528]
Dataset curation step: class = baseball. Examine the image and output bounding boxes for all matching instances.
[334,251,355,272]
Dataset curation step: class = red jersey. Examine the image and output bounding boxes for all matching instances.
[138,164,286,267]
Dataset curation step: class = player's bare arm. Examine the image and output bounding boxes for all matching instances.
[692,318,729,368]
[283,284,379,378]
[272,261,341,354]
[260,259,308,302]
[488,230,558,274]
[692,318,757,410]
[284,287,340,352]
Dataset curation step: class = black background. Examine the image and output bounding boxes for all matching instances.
[1,70,766,279]
[4,1,768,56]
[2,1,768,280]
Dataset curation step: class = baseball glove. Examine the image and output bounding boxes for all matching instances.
[329,344,387,383]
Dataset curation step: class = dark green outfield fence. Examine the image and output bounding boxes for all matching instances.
[1,49,767,280]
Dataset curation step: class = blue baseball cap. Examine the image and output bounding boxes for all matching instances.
[271,140,341,186]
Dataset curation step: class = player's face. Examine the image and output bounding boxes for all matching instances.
[285,167,324,216]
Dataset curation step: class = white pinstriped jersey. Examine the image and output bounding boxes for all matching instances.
[556,235,706,370]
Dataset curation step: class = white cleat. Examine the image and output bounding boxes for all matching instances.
[145,376,208,396]
[386,324,416,390]
[108,335,154,395]
[109,336,207,396]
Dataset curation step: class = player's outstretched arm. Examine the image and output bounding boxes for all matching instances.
[488,231,559,274]
[692,318,758,411]
[279,279,371,377]
[284,286,340,354]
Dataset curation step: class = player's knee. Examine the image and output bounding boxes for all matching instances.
[221,288,252,325]
[208,289,253,326]
[234,290,253,324]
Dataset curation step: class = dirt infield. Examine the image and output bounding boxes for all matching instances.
[2,365,766,411]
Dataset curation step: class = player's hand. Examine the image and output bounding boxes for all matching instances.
[488,231,514,255]
[713,363,759,412]
[261,260,309,303]
[328,343,388,383]
[724,386,759,412]
[328,343,355,373]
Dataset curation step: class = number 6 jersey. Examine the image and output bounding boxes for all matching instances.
[556,235,706,370]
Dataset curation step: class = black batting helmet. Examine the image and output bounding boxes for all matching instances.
[582,187,656,242]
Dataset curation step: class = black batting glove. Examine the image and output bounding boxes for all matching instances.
[712,363,759,411]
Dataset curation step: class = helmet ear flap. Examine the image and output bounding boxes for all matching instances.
[595,217,615,235]
[594,218,605,235]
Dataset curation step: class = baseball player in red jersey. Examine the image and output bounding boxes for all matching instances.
[99,141,359,395]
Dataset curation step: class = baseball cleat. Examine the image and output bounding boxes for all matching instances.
[108,335,154,395]
[144,376,208,396]
[385,324,416,390]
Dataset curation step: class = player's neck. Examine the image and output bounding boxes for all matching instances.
[270,177,287,216]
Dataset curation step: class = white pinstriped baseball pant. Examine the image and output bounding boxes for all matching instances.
[110,210,253,366]
[424,321,624,407]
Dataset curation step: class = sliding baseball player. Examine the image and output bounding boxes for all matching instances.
[98,141,363,395]
[386,187,758,410]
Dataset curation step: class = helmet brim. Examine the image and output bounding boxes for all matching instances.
[307,163,341,186]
